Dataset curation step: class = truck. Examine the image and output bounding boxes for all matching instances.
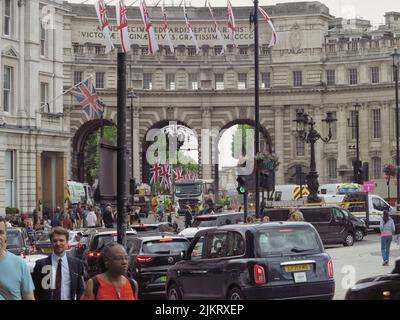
[65,181,94,207]
[342,192,400,233]
[174,179,214,215]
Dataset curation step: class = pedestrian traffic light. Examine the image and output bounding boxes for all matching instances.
[236,176,247,194]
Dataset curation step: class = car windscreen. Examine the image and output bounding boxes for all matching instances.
[255,226,322,257]
[6,230,23,249]
[38,232,77,243]
[142,239,189,254]
[90,234,137,251]
[192,217,218,228]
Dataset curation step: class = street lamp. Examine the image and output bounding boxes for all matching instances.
[293,111,337,203]
[392,48,400,212]
[347,102,361,183]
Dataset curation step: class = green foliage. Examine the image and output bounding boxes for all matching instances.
[6,207,19,215]
[85,126,117,185]
[231,125,254,158]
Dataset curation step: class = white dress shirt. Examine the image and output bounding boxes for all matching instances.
[51,253,71,300]
[86,211,97,227]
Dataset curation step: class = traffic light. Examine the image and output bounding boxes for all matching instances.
[352,160,362,184]
[362,162,369,183]
[129,178,137,195]
[236,176,247,194]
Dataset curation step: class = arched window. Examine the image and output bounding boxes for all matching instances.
[372,157,381,179]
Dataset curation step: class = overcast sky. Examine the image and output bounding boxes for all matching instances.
[67,0,397,25]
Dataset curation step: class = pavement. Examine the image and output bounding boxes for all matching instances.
[326,232,400,300]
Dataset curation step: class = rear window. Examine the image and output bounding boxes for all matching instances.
[132,224,174,232]
[192,217,217,228]
[216,215,243,226]
[255,226,322,257]
[300,208,332,223]
[264,209,290,221]
[142,239,189,254]
[6,231,22,249]
[90,234,137,251]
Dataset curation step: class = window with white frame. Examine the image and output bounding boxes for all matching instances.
[3,0,12,36]
[188,47,197,56]
[166,74,176,90]
[296,137,305,156]
[326,70,335,86]
[96,72,105,89]
[40,82,49,112]
[372,109,381,139]
[237,73,247,89]
[5,150,15,208]
[328,159,337,179]
[372,157,381,179]
[73,71,83,85]
[349,68,358,85]
[261,72,270,89]
[239,46,248,55]
[215,73,224,90]
[189,73,198,90]
[40,20,46,56]
[143,73,153,90]
[371,67,380,84]
[3,66,13,113]
[293,71,302,87]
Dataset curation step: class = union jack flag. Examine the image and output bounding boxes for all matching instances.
[259,7,278,48]
[71,78,102,119]
[149,159,162,184]
[174,167,184,181]
[227,0,236,45]
[160,162,172,190]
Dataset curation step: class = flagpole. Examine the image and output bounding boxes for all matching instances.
[39,74,94,112]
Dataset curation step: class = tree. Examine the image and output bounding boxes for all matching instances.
[85,126,117,185]
[231,124,254,159]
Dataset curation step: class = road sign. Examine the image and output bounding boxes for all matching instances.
[362,180,375,193]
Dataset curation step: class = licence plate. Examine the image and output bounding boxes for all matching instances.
[284,264,312,273]
[293,272,307,283]
[42,248,53,254]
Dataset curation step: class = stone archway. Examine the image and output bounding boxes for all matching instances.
[71,119,114,182]
[141,119,198,184]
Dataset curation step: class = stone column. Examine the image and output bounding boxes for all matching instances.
[201,106,213,180]
[381,102,392,166]
[274,106,284,184]
[359,102,370,165]
[17,0,27,124]
[337,104,348,168]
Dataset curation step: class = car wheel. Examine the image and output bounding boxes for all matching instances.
[228,287,245,300]
[344,233,355,246]
[355,229,364,241]
[167,283,182,300]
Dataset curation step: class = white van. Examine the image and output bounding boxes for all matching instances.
[272,185,309,201]
[342,192,396,232]
[319,183,362,195]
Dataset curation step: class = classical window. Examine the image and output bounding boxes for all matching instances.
[3,66,13,112]
[5,150,15,208]
[165,47,173,56]
[215,73,224,90]
[328,159,337,179]
[189,73,198,90]
[73,45,84,54]
[372,109,381,139]
[330,111,337,140]
[237,73,247,89]
[73,71,83,85]
[371,67,380,84]
[349,111,357,139]
[166,74,176,90]
[261,72,270,89]
[141,47,149,55]
[40,82,49,112]
[40,20,47,56]
[349,41,358,51]
[3,0,11,36]
[261,46,269,55]
[296,137,305,156]
[326,70,335,86]
[327,44,335,52]
[372,157,381,179]
[293,71,302,87]
[143,73,153,90]
[96,72,105,89]
[349,68,358,85]
[95,46,105,55]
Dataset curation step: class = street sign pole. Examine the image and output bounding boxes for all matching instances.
[117,52,127,246]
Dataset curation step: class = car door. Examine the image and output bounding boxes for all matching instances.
[200,231,230,299]
[176,235,208,299]
[331,208,348,242]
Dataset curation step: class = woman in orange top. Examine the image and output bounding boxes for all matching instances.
[81,243,138,300]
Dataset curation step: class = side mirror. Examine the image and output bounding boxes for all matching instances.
[180,250,187,260]
[392,258,400,274]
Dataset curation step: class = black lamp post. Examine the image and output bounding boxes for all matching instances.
[293,111,337,203]
[347,102,361,183]
[127,89,137,180]
[392,48,400,211]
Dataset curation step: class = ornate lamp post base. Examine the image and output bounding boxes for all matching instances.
[306,171,321,203]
